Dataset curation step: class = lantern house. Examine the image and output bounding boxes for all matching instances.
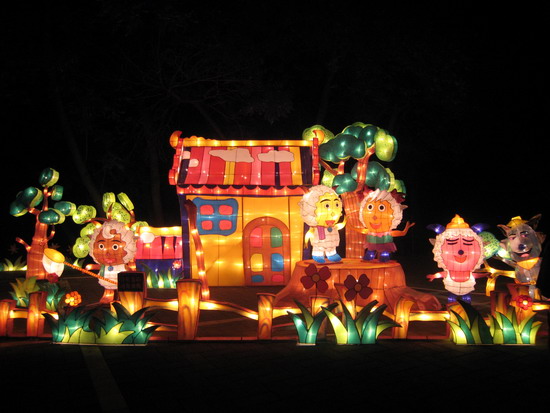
[168,132,319,287]
[134,226,184,281]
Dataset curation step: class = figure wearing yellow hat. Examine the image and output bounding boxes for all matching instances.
[427,215,486,303]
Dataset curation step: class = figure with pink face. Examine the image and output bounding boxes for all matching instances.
[427,215,486,304]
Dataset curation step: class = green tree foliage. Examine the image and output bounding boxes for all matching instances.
[9,167,96,279]
[315,122,405,195]
[72,192,147,259]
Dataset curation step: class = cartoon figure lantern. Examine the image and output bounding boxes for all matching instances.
[355,189,414,262]
[89,220,137,303]
[299,185,346,264]
[427,215,485,303]
[497,215,545,298]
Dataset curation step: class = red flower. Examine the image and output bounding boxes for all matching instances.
[343,274,373,301]
[516,295,533,310]
[46,273,59,283]
[300,264,331,293]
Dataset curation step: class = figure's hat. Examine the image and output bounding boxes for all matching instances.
[446,214,469,229]
[506,216,527,228]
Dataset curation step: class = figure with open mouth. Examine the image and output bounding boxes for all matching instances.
[427,215,486,304]
[354,188,414,262]
[88,219,137,303]
[299,185,346,264]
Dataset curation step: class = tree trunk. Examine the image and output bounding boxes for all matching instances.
[26,220,50,280]
[341,191,366,259]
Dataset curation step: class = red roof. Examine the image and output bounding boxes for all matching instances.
[169,133,319,196]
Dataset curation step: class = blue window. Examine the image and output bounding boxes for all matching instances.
[193,198,238,236]
[251,275,264,283]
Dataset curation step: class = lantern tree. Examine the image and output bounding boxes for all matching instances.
[9,168,96,280]
[303,122,406,258]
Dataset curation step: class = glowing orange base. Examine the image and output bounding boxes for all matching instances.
[274,258,441,313]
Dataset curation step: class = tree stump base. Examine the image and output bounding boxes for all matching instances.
[274,258,441,313]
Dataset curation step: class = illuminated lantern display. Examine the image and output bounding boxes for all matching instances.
[427,215,486,303]
[88,219,138,303]
[168,132,319,288]
[315,122,406,259]
[9,167,96,280]
[42,248,65,278]
[134,226,184,285]
[353,188,414,262]
[299,185,346,263]
[497,214,545,298]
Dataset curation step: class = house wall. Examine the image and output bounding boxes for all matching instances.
[185,194,304,286]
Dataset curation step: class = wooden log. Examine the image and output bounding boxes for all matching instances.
[27,291,47,337]
[118,271,147,314]
[177,279,202,340]
[257,293,275,340]
[0,299,16,336]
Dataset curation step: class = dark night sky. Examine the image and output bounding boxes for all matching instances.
[1,2,547,263]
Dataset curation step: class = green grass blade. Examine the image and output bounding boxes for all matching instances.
[287,312,308,343]
[448,310,475,344]
[322,307,348,344]
[355,300,378,335]
[294,300,314,329]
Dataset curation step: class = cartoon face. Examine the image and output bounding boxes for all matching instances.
[503,223,542,262]
[361,200,394,233]
[440,234,482,272]
[314,192,343,227]
[92,230,128,266]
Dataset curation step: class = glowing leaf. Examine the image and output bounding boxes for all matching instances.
[73,205,97,224]
[38,209,65,225]
[102,192,116,213]
[54,201,76,216]
[39,168,59,188]
[374,129,397,162]
[117,192,134,212]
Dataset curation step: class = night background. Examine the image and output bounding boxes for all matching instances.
[2,2,547,273]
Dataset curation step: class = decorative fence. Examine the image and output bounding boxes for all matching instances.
[0,279,453,341]
[1,276,547,344]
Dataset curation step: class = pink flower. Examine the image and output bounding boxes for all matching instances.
[343,273,373,301]
[300,264,331,293]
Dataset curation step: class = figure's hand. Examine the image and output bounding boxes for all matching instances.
[426,273,441,282]
[472,271,488,279]
[336,216,347,230]
[392,221,415,237]
[304,230,313,246]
